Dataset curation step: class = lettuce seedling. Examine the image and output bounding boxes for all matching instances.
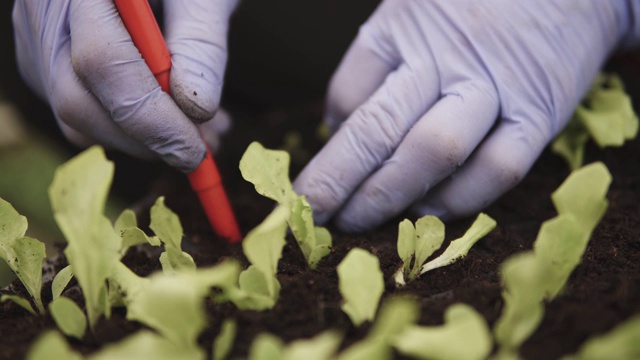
[393,303,492,360]
[563,315,640,360]
[396,215,445,283]
[337,248,384,327]
[394,213,496,286]
[49,296,87,340]
[552,73,639,170]
[493,162,611,359]
[49,146,121,328]
[248,330,343,360]
[51,265,73,300]
[239,141,332,269]
[213,319,237,360]
[114,208,159,258]
[26,331,83,360]
[149,196,196,273]
[338,296,419,360]
[122,260,241,349]
[0,197,46,314]
[223,206,288,310]
[89,330,205,360]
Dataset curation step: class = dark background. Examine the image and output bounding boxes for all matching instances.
[0,0,380,200]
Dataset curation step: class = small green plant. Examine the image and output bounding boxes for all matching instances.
[248,331,343,360]
[213,319,237,360]
[552,73,639,170]
[221,205,288,311]
[394,213,496,285]
[392,304,492,360]
[48,297,87,340]
[240,141,332,269]
[48,146,121,328]
[338,296,419,360]
[337,248,385,327]
[562,315,640,360]
[150,196,196,273]
[0,197,46,314]
[493,162,611,359]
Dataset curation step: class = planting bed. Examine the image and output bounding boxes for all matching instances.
[1,92,640,360]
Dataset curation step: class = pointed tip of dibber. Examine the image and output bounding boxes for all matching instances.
[188,150,242,243]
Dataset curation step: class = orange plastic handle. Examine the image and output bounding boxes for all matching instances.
[114,0,242,242]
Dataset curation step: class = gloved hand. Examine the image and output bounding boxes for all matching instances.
[294,0,640,232]
[12,0,238,173]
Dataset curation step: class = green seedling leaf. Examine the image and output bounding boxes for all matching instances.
[26,331,83,360]
[49,296,87,340]
[534,215,589,299]
[126,260,241,348]
[551,116,590,170]
[49,146,120,328]
[494,163,612,359]
[108,261,149,308]
[240,142,295,204]
[213,319,237,360]
[552,73,639,170]
[0,198,46,313]
[339,296,420,360]
[282,330,342,360]
[52,265,74,300]
[150,197,183,249]
[550,162,610,230]
[89,330,205,360]
[159,247,197,274]
[537,162,611,299]
[289,196,332,269]
[369,296,420,341]
[337,248,384,327]
[493,252,551,359]
[115,209,157,256]
[249,331,342,360]
[249,333,284,360]
[1,294,36,314]
[338,341,391,360]
[150,197,196,273]
[0,196,27,241]
[393,303,492,360]
[225,206,287,310]
[563,315,640,360]
[421,213,496,274]
[397,216,445,283]
[240,142,332,269]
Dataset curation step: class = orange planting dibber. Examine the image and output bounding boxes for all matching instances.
[114,0,242,243]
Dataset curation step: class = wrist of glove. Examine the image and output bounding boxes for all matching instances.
[12,0,238,173]
[293,0,639,233]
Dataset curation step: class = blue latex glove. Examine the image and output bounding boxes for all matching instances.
[12,0,237,173]
[294,0,640,232]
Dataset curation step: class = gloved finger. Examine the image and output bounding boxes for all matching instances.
[198,107,232,153]
[411,115,550,221]
[69,0,205,173]
[324,29,396,133]
[49,39,156,159]
[293,62,439,225]
[163,0,238,123]
[334,81,499,232]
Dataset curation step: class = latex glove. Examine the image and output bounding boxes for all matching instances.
[12,0,237,173]
[294,0,640,232]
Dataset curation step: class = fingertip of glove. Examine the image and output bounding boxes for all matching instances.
[172,83,219,123]
[163,141,207,174]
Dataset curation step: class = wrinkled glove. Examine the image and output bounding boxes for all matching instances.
[294,0,640,232]
[13,0,237,173]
